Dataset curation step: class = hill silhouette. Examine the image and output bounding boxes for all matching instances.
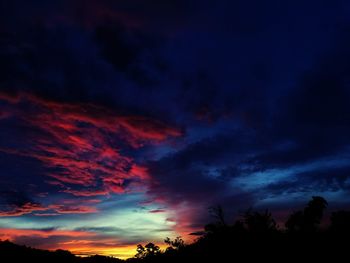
[0,240,123,263]
[1,196,349,262]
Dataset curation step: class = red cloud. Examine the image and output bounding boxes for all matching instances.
[0,228,96,240]
[0,91,192,245]
[62,189,110,197]
[0,92,21,104]
[61,198,102,204]
[52,205,98,214]
[149,209,166,213]
[0,92,182,208]
[118,116,182,141]
[129,164,150,180]
[0,203,48,217]
[0,202,98,217]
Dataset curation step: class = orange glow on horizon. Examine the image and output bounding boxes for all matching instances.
[0,228,171,259]
[60,243,138,259]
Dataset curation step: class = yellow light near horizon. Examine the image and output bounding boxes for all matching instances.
[68,244,168,260]
[68,245,136,259]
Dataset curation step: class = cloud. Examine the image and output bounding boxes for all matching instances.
[0,228,96,239]
[143,132,259,235]
[52,205,98,214]
[61,189,110,197]
[0,201,98,217]
[263,166,350,196]
[0,202,48,217]
[0,92,181,206]
[149,209,166,213]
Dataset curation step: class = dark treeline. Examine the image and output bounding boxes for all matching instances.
[1,196,350,262]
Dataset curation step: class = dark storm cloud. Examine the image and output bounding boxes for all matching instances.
[146,131,255,200]
[94,24,141,72]
[0,23,135,106]
[145,132,260,227]
[2,0,347,124]
[145,17,350,224]
[0,0,172,118]
[275,31,350,134]
[246,30,350,170]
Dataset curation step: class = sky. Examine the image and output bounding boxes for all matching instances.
[1,0,350,259]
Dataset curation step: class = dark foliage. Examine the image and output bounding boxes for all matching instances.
[285,196,328,233]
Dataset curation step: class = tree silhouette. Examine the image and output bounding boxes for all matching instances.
[144,243,160,256]
[244,209,277,234]
[286,196,327,233]
[208,205,226,226]
[203,205,229,237]
[285,210,304,232]
[135,243,160,259]
[304,196,328,230]
[164,236,185,251]
[135,244,146,259]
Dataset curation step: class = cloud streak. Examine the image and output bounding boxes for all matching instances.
[0,201,98,217]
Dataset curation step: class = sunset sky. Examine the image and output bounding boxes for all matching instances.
[1,0,350,259]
